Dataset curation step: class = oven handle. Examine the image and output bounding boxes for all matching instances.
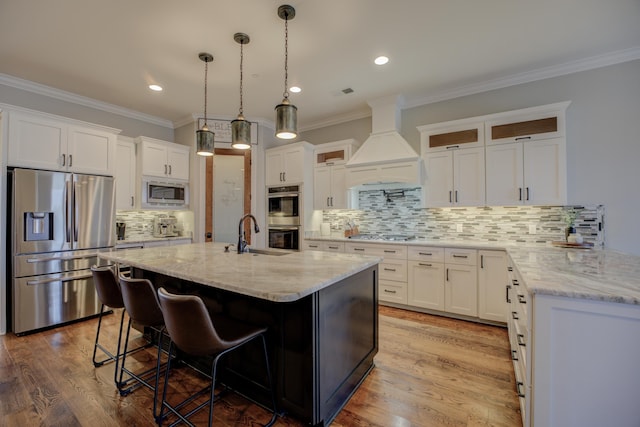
[27,273,93,286]
[268,226,300,231]
[268,193,300,198]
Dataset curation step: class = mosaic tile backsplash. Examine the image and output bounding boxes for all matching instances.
[116,210,194,241]
[321,187,604,246]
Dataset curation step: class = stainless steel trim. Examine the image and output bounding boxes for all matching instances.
[27,273,93,286]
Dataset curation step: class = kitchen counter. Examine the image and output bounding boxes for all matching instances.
[306,236,640,306]
[115,236,192,246]
[101,242,380,302]
[100,241,380,426]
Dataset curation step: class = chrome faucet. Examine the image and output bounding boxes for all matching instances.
[237,214,260,254]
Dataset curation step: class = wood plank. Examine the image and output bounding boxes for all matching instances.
[0,306,521,426]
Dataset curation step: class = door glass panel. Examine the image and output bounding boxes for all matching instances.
[213,155,244,244]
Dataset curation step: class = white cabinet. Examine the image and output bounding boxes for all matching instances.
[423,147,485,207]
[418,119,484,153]
[265,142,312,185]
[313,139,359,209]
[136,136,190,181]
[7,109,118,175]
[115,138,136,209]
[486,138,566,206]
[477,250,508,323]
[443,248,478,317]
[302,240,344,252]
[345,242,408,305]
[485,102,568,145]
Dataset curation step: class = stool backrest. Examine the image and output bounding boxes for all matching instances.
[157,287,228,356]
[91,265,124,309]
[119,276,164,327]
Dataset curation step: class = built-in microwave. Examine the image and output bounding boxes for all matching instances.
[142,178,189,208]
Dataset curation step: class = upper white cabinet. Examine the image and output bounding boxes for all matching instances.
[313,139,359,209]
[136,136,190,181]
[7,109,119,175]
[265,141,312,186]
[423,147,485,207]
[485,103,569,206]
[115,137,136,209]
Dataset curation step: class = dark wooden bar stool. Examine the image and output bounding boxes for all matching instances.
[118,276,168,420]
[90,265,150,387]
[156,287,278,427]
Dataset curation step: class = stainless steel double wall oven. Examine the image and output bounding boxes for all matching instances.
[267,185,301,250]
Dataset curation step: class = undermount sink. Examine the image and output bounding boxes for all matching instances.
[245,248,290,256]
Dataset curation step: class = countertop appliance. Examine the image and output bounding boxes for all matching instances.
[7,168,116,334]
[153,216,178,237]
[267,185,301,250]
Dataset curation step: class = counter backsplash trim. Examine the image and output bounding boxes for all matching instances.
[322,188,604,246]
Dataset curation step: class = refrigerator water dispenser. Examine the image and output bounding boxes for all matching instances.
[25,212,53,241]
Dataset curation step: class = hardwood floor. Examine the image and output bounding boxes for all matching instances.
[0,306,521,426]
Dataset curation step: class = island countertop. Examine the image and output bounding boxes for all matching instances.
[99,242,381,303]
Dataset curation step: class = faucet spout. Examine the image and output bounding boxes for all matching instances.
[238,214,260,254]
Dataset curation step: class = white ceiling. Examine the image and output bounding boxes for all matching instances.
[1,0,639,130]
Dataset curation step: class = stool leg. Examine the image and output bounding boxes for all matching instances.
[260,334,278,427]
[117,317,134,392]
[152,328,166,421]
[92,303,108,367]
[158,341,175,426]
[209,354,223,427]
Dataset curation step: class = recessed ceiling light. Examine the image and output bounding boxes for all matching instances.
[374,56,389,65]
[289,86,301,93]
[149,84,163,92]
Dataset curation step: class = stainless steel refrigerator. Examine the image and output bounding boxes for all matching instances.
[8,168,116,334]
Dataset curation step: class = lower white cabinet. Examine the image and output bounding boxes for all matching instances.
[443,248,478,317]
[302,240,345,252]
[478,250,508,322]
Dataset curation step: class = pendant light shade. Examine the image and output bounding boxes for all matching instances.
[231,33,251,150]
[275,5,297,140]
[196,52,214,156]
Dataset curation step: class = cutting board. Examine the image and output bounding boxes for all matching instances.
[552,241,594,249]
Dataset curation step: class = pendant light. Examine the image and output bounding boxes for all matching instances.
[231,33,251,150]
[275,5,297,140]
[196,52,215,156]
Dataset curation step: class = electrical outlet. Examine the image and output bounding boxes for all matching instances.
[456,223,463,233]
[529,224,537,234]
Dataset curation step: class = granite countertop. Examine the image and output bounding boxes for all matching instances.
[100,242,381,303]
[116,236,192,246]
[307,236,640,305]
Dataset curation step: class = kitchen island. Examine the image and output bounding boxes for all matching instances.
[100,242,381,427]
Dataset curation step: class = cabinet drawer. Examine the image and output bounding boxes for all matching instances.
[408,246,445,262]
[345,242,407,259]
[379,260,408,282]
[303,241,323,251]
[323,242,345,252]
[444,248,477,265]
[379,280,408,304]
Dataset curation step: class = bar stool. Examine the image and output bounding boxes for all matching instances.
[156,287,277,427]
[118,276,168,419]
[91,265,149,387]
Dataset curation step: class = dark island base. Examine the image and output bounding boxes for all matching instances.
[133,265,379,426]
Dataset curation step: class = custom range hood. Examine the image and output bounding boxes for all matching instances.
[346,95,422,187]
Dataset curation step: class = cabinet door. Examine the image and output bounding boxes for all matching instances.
[8,111,66,170]
[265,151,285,186]
[486,143,524,206]
[115,140,136,209]
[453,147,485,206]
[329,165,348,209]
[408,261,445,310]
[445,264,478,316]
[478,250,508,323]
[67,126,115,175]
[424,151,453,207]
[167,145,190,181]
[283,147,304,183]
[523,138,566,205]
[141,140,169,178]
[313,167,332,209]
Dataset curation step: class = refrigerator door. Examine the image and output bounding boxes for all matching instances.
[73,174,116,250]
[12,168,72,255]
[12,269,100,334]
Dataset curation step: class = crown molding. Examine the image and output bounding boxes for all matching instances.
[0,73,174,128]
[301,106,371,132]
[404,46,640,109]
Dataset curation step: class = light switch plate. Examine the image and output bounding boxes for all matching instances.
[456,223,463,233]
[529,224,537,234]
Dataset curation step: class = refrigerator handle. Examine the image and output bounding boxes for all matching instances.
[64,179,71,243]
[73,180,79,242]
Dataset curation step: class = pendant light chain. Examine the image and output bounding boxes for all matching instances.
[203,59,209,123]
[283,13,289,100]
[239,40,244,115]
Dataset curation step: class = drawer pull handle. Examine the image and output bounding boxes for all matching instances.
[506,285,511,303]
[418,252,433,256]
[518,294,527,304]
[383,250,397,253]
[328,246,338,249]
[354,248,365,251]
[517,334,526,347]
[507,266,513,272]
[383,289,397,294]
[512,279,519,286]
[452,254,468,258]
[516,381,526,398]
[383,268,396,272]
[418,263,432,267]
[511,349,518,361]
[309,245,319,248]
[512,311,519,320]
